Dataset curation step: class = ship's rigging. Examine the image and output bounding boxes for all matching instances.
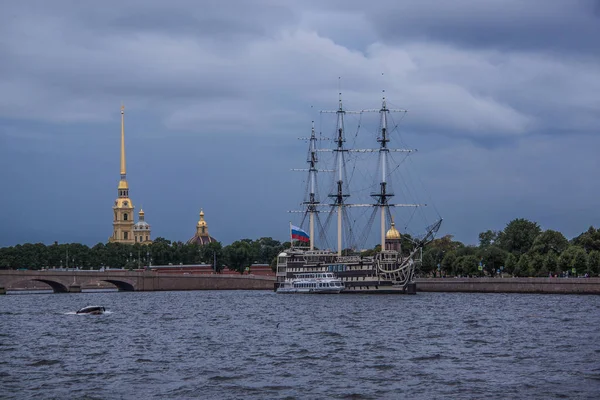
[291,91,442,255]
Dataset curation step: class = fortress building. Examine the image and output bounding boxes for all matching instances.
[108,105,151,244]
[187,209,217,245]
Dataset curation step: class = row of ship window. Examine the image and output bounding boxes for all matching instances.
[293,282,343,288]
[286,265,371,273]
[288,275,375,281]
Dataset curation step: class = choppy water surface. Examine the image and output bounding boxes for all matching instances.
[1,291,599,399]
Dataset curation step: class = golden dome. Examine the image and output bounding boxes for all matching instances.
[118,180,129,189]
[139,208,145,216]
[386,222,401,240]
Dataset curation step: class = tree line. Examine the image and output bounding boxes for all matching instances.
[0,237,289,275]
[2,218,600,277]
[419,218,600,277]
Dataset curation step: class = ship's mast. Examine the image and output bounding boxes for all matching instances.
[290,121,332,250]
[306,121,318,250]
[328,92,350,256]
[319,89,420,254]
[358,92,422,252]
[376,95,392,250]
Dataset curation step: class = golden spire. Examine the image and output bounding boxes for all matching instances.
[197,209,206,227]
[120,103,126,179]
[196,208,209,236]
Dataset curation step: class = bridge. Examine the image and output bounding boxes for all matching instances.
[0,270,275,294]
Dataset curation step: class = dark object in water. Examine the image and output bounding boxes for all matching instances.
[76,306,105,315]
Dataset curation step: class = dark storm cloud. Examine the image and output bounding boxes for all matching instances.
[0,0,599,247]
[314,0,600,55]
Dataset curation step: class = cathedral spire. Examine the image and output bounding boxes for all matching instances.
[110,103,135,244]
[120,103,126,180]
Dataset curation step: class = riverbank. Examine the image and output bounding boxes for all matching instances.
[415,277,600,294]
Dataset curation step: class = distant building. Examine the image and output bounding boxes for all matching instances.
[108,105,151,244]
[134,209,152,244]
[187,209,217,245]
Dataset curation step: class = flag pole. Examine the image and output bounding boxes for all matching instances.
[289,221,293,249]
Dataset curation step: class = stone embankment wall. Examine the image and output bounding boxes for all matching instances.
[415,277,600,294]
[138,274,274,291]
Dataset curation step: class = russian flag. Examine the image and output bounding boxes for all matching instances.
[291,225,310,242]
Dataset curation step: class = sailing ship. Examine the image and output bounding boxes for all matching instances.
[275,91,442,294]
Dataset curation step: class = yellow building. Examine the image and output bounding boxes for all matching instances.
[108,105,151,244]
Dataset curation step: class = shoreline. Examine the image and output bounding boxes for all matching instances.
[415,277,600,294]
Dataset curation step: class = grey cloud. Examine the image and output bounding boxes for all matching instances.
[1,0,600,247]
[1,0,598,139]
[312,0,600,55]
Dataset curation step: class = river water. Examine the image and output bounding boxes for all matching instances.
[1,291,599,399]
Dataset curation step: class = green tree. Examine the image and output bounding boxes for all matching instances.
[528,254,545,277]
[588,250,600,276]
[572,248,588,276]
[252,237,284,264]
[516,254,531,277]
[478,230,500,247]
[479,246,508,276]
[455,245,478,258]
[558,247,578,274]
[421,248,437,276]
[497,218,541,256]
[504,253,518,275]
[544,252,559,275]
[529,230,569,255]
[428,235,464,253]
[572,226,600,253]
[203,242,224,271]
[454,255,479,276]
[441,251,457,276]
[223,241,254,274]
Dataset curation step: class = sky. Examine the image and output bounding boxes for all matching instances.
[1,0,600,248]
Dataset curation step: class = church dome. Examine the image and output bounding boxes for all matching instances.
[134,208,149,230]
[187,235,216,245]
[386,222,401,240]
[134,221,150,230]
[188,208,217,245]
